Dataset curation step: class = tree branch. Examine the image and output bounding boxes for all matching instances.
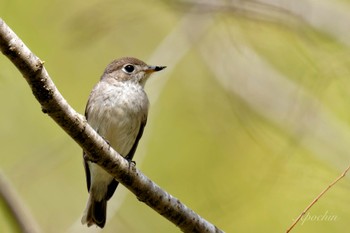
[0,18,223,233]
[0,171,42,233]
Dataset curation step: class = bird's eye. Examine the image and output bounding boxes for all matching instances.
[123,64,135,73]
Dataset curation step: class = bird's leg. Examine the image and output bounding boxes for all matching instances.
[128,159,136,167]
[124,155,136,170]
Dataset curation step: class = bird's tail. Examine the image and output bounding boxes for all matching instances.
[81,194,107,228]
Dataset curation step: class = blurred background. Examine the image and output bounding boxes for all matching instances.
[1,0,350,232]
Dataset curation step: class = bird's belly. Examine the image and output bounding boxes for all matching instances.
[101,107,141,156]
[87,89,147,157]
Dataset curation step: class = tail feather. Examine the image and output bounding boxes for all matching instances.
[81,195,107,228]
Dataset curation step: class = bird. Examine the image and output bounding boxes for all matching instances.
[81,57,166,228]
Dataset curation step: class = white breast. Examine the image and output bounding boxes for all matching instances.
[87,80,149,156]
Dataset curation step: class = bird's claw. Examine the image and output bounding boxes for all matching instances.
[128,159,136,166]
[126,158,136,170]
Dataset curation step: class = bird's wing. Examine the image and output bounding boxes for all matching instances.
[105,117,147,200]
[83,152,91,192]
[83,98,92,192]
[125,117,147,161]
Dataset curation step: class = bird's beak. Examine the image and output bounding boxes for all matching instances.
[145,65,167,73]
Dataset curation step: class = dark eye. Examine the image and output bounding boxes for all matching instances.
[123,64,135,73]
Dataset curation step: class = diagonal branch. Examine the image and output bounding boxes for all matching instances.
[0,171,42,233]
[0,18,223,233]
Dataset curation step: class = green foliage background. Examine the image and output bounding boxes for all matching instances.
[1,0,350,232]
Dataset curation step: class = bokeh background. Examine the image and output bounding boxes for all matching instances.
[1,0,350,232]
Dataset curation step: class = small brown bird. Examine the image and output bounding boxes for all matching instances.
[81,57,166,228]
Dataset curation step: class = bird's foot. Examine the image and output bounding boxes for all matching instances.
[128,159,136,166]
[126,158,136,170]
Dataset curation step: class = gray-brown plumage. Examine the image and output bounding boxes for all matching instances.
[81,57,166,228]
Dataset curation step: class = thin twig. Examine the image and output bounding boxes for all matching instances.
[286,164,350,233]
[0,170,42,233]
